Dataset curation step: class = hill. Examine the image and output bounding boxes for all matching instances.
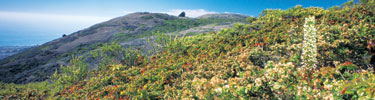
[197,13,249,19]
[0,12,248,84]
[1,0,375,99]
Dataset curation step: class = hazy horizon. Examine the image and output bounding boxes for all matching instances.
[0,0,351,46]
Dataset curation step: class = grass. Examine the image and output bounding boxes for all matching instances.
[1,0,375,99]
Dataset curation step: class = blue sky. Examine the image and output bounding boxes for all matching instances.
[0,0,351,46]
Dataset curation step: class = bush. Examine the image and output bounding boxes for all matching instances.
[337,61,359,73]
[90,43,141,68]
[51,56,88,94]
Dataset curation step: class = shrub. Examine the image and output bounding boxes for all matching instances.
[337,61,359,73]
[141,15,153,20]
[90,43,141,68]
[245,16,256,23]
[51,56,88,94]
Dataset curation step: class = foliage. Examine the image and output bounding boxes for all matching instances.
[245,16,256,23]
[141,15,154,20]
[0,81,52,99]
[50,56,88,93]
[112,16,246,43]
[1,1,375,99]
[90,43,141,68]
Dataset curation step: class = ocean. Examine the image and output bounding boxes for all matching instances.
[0,29,64,46]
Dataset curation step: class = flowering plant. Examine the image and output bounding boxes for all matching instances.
[302,16,318,69]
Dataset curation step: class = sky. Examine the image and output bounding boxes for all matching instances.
[0,0,351,46]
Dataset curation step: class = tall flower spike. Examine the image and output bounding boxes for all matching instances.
[302,16,317,69]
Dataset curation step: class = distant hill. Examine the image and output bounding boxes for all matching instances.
[0,12,248,84]
[0,46,32,60]
[197,13,249,19]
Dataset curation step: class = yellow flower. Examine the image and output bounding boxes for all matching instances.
[246,84,253,89]
[120,90,126,95]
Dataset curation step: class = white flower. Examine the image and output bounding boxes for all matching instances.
[224,85,230,88]
[323,93,334,100]
[324,84,333,90]
[214,87,222,94]
[302,16,318,69]
[255,78,262,87]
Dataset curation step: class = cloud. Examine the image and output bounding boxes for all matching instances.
[162,9,217,18]
[0,11,113,33]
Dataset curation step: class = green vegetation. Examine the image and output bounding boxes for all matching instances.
[1,0,375,99]
[141,15,154,20]
[185,32,197,36]
[112,16,246,43]
[90,43,141,68]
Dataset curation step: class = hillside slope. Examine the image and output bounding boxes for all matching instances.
[1,0,375,99]
[0,46,32,60]
[0,12,247,84]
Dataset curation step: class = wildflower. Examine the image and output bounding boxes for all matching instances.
[302,16,318,69]
[255,78,262,87]
[254,43,259,46]
[246,84,253,89]
[297,86,302,96]
[243,71,251,78]
[224,85,230,88]
[240,62,246,67]
[323,93,334,100]
[141,69,146,74]
[345,49,350,53]
[120,91,126,95]
[361,70,368,74]
[260,42,264,46]
[316,78,321,83]
[214,87,222,94]
[340,88,347,94]
[344,61,352,65]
